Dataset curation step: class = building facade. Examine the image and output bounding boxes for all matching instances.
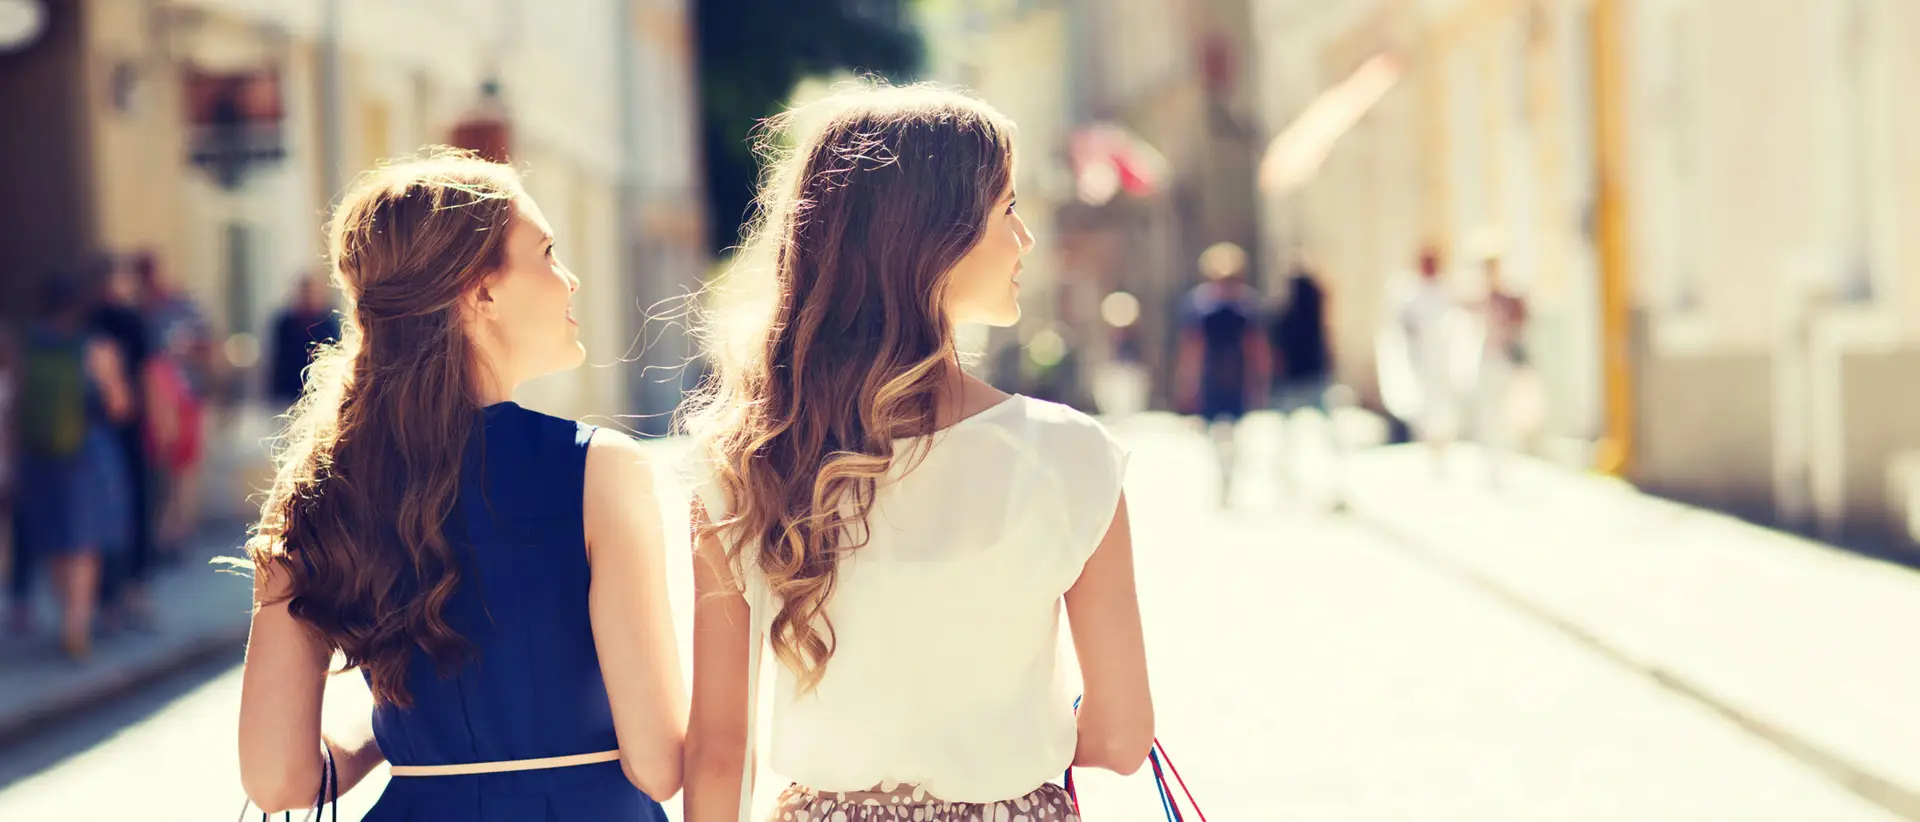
[1254,0,1920,546]
[0,0,705,518]
[916,0,1085,402]
[1622,0,1920,543]
[1249,0,1606,451]
[917,0,1265,411]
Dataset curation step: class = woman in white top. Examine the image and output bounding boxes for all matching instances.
[681,82,1154,821]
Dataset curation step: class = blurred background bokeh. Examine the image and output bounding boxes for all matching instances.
[6,0,1917,544]
[7,1,1920,818]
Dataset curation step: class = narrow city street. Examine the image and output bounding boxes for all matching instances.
[6,0,1918,819]
[1,418,1910,820]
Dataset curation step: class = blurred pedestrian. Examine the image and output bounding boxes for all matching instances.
[0,321,18,629]
[145,324,206,557]
[130,251,214,396]
[91,258,157,630]
[1174,241,1271,506]
[233,150,683,819]
[1268,265,1348,510]
[267,272,341,408]
[15,276,135,659]
[1093,321,1152,416]
[681,83,1146,822]
[130,253,212,563]
[1473,245,1530,488]
[1392,246,1466,480]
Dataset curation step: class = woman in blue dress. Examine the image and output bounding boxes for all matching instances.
[232,149,686,820]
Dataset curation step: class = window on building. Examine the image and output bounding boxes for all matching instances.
[1836,0,1876,303]
[1661,10,1700,313]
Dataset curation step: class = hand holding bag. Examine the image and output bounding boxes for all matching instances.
[234,743,338,822]
[1063,697,1208,821]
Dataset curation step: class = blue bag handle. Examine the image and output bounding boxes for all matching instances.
[1063,695,1207,821]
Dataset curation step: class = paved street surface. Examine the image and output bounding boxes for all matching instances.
[1337,437,1920,818]
[1,416,1914,820]
[0,524,252,748]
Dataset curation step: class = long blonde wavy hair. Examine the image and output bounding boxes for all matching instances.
[681,82,1015,691]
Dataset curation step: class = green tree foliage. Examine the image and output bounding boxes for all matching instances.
[695,0,923,253]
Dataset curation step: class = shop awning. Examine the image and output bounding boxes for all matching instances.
[1068,122,1170,206]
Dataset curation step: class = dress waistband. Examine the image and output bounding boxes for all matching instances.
[387,749,620,777]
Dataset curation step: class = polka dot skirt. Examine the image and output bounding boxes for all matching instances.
[772,782,1080,822]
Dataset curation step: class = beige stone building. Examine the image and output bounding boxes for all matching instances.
[0,0,705,518]
[1252,0,1920,546]
[915,0,1081,391]
[917,0,1265,410]
[1622,0,1920,544]
[1250,0,1607,448]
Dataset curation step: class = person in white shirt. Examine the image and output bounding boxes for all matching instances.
[1395,247,1466,478]
[1471,248,1531,488]
[680,82,1154,822]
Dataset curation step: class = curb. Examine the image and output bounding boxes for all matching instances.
[1346,502,1920,822]
[0,622,251,750]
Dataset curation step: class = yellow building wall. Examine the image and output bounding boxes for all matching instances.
[84,0,199,302]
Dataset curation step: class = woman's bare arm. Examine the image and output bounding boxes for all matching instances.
[1064,492,1154,775]
[584,430,689,799]
[237,565,384,812]
[683,497,755,822]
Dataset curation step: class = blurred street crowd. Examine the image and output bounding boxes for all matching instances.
[1153,236,1535,511]
[0,253,338,661]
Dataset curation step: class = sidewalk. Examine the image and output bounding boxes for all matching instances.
[0,523,254,747]
[1058,416,1907,820]
[1344,444,1920,819]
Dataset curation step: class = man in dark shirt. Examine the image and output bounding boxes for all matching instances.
[268,274,342,407]
[1173,242,1270,507]
[90,258,155,627]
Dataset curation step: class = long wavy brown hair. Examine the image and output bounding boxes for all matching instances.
[682,82,1015,691]
[241,149,524,707]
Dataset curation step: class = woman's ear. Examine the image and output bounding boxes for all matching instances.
[466,281,498,321]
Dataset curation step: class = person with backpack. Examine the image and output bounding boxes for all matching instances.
[14,277,135,659]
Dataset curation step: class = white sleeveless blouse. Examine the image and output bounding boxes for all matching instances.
[688,395,1129,803]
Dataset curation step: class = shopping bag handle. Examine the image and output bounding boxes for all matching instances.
[1063,696,1208,822]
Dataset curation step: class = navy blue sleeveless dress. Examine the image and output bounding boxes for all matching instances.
[360,402,669,822]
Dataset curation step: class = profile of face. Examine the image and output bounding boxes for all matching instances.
[465,196,583,385]
[944,175,1034,327]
